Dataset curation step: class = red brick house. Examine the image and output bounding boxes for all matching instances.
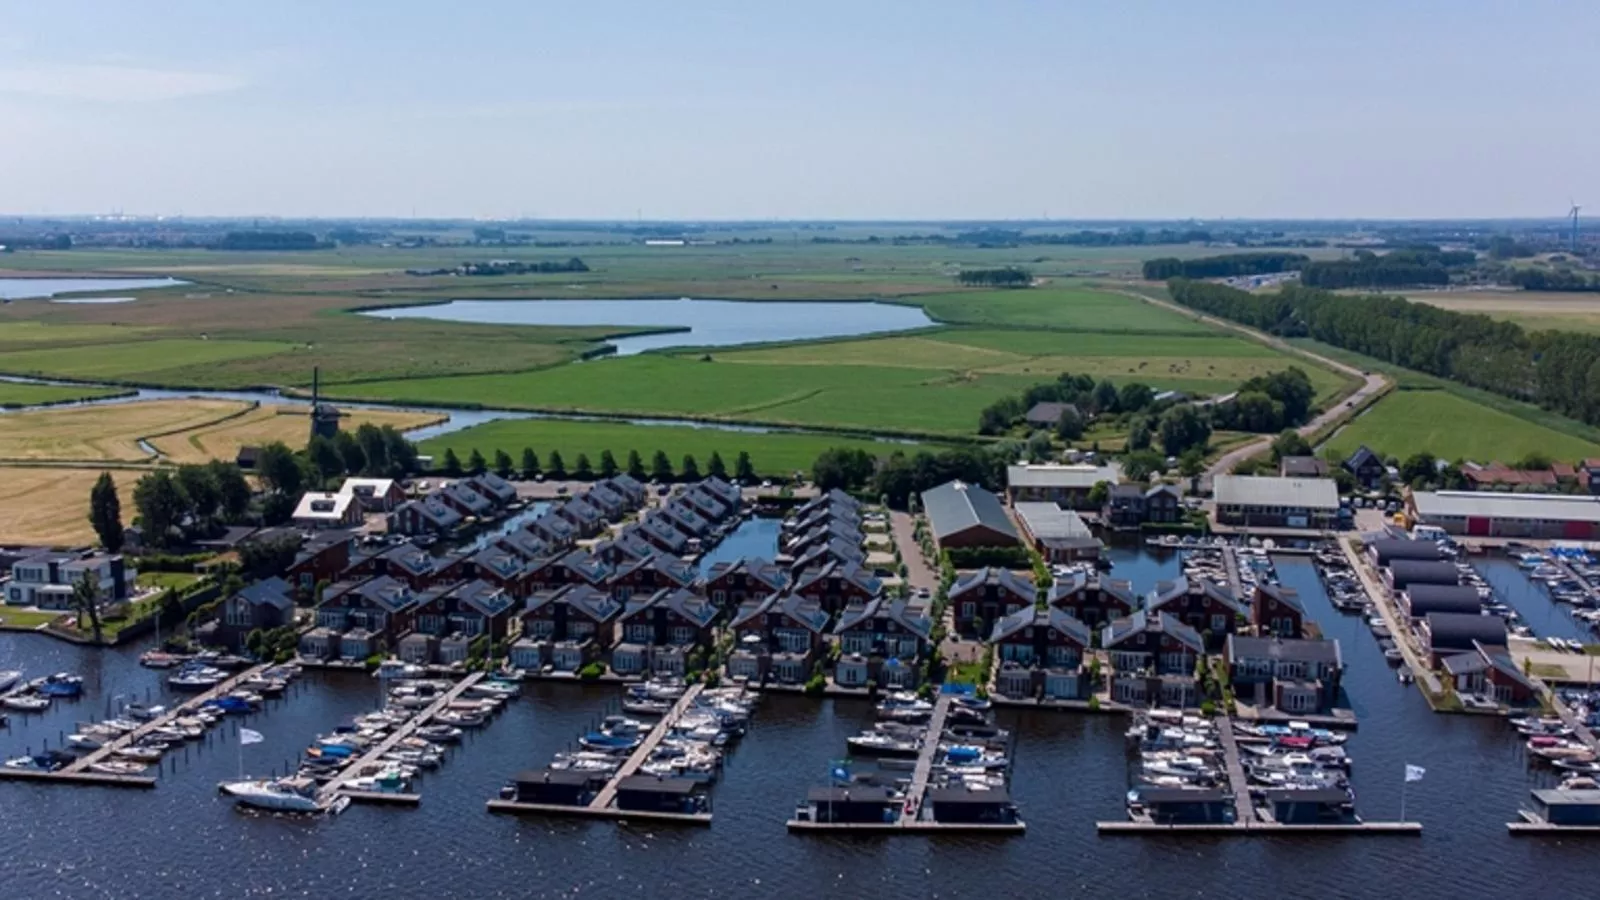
[1251,584,1307,639]
[1047,572,1137,628]
[793,558,881,617]
[1145,578,1249,650]
[948,567,1036,637]
[607,552,697,603]
[989,606,1092,700]
[285,533,355,595]
[724,592,831,684]
[703,557,788,609]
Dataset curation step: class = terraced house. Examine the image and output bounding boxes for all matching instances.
[385,497,463,537]
[514,585,622,673]
[611,588,719,677]
[1224,635,1345,715]
[989,606,1092,701]
[833,598,932,689]
[793,558,881,617]
[948,567,1037,636]
[703,557,788,609]
[304,576,418,661]
[1102,611,1205,708]
[725,592,831,684]
[608,552,697,602]
[1047,571,1138,627]
[1146,578,1249,649]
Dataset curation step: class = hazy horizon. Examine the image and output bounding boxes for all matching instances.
[3,0,1596,221]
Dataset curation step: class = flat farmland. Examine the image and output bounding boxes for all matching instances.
[0,338,295,383]
[1407,289,1600,334]
[912,287,1213,332]
[1323,389,1600,462]
[0,399,249,462]
[148,405,444,464]
[0,466,136,546]
[0,382,127,408]
[418,419,928,480]
[0,322,157,349]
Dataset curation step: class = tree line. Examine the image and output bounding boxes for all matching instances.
[978,372,1158,437]
[1207,367,1316,434]
[1166,278,1600,427]
[440,446,756,484]
[812,445,1011,508]
[1298,246,1474,289]
[98,460,256,551]
[306,424,421,487]
[1141,252,1309,280]
[956,267,1032,287]
[1508,267,1600,292]
[216,231,328,251]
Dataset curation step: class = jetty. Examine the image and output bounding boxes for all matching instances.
[0,663,273,790]
[1215,718,1257,825]
[1098,821,1422,835]
[318,671,486,807]
[1222,545,1245,597]
[489,682,714,824]
[902,695,953,825]
[1339,537,1443,697]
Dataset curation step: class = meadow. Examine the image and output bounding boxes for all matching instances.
[0,382,127,408]
[0,466,135,546]
[1322,389,1600,463]
[418,418,925,480]
[1406,289,1600,335]
[149,405,444,465]
[0,399,250,462]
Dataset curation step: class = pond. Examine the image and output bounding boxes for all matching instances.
[0,277,187,301]
[360,298,935,355]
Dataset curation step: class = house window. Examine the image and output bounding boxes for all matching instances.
[1211,614,1227,633]
[961,602,976,620]
[670,626,696,645]
[624,624,651,644]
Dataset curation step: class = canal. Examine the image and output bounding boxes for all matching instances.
[0,549,1593,898]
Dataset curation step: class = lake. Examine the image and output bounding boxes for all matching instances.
[0,277,187,300]
[360,298,935,355]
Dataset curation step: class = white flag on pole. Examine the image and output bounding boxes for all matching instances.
[239,728,265,746]
[1405,764,1426,782]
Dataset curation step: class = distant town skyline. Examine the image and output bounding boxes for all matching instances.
[1,1,1595,220]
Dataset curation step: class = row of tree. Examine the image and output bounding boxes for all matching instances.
[306,424,420,486]
[955,267,1032,287]
[1141,252,1309,280]
[1298,247,1474,289]
[439,446,756,484]
[103,460,256,551]
[216,231,327,251]
[1508,267,1600,292]
[1207,367,1317,434]
[978,372,1158,436]
[1166,279,1600,426]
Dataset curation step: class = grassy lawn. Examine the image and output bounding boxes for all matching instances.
[947,659,990,685]
[1323,389,1600,462]
[0,398,249,462]
[0,321,158,349]
[0,608,63,629]
[0,381,128,408]
[419,418,930,478]
[0,338,295,383]
[0,466,136,545]
[911,287,1212,332]
[135,571,203,591]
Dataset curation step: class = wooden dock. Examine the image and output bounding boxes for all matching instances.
[1097,821,1421,836]
[902,695,953,825]
[1222,545,1244,597]
[0,768,156,789]
[487,800,712,825]
[788,819,1026,834]
[64,663,271,776]
[1339,537,1443,697]
[1508,810,1600,835]
[1215,718,1257,825]
[317,671,486,806]
[588,682,705,812]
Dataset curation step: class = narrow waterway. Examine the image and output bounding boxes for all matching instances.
[1474,558,1591,643]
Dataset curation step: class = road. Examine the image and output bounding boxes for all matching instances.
[1112,285,1391,477]
[888,510,979,663]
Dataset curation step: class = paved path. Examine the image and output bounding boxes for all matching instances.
[1339,536,1443,696]
[889,511,936,592]
[65,663,270,773]
[1222,546,1244,597]
[318,671,485,800]
[590,683,705,810]
[903,695,952,824]
[1112,286,1391,477]
[1216,718,1258,825]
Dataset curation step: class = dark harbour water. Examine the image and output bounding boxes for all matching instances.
[0,552,1590,899]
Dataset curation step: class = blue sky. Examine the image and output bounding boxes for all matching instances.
[1,1,1595,219]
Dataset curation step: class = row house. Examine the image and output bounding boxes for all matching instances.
[635,516,690,555]
[680,483,735,523]
[554,496,607,538]
[304,576,417,661]
[703,557,788,608]
[404,580,519,664]
[949,567,1036,637]
[338,477,406,512]
[437,481,496,519]
[794,558,881,617]
[530,549,612,593]
[1440,639,1539,707]
[597,474,648,508]
[611,588,719,677]
[1224,634,1345,715]
[494,528,551,564]
[657,501,713,541]
[1103,611,1205,677]
[285,532,355,594]
[1146,578,1248,650]
[463,472,518,507]
[1047,572,1137,628]
[464,546,540,598]
[725,592,831,684]
[386,498,464,537]
[989,606,1093,701]
[514,585,622,672]
[342,544,461,591]
[1251,584,1307,639]
[581,482,628,520]
[783,519,862,560]
[790,536,865,576]
[525,513,578,551]
[592,530,655,567]
[792,488,861,522]
[833,598,932,690]
[783,503,861,543]
[609,552,697,602]
[694,476,743,514]
[216,577,294,652]
[1102,484,1182,530]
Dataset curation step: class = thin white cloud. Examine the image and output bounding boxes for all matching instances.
[0,64,245,102]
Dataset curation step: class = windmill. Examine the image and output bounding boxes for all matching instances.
[1571,201,1582,254]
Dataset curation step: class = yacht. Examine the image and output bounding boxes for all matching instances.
[846,732,921,758]
[89,760,149,776]
[169,666,226,692]
[139,650,184,669]
[37,673,84,698]
[220,776,331,813]
[2,694,50,712]
[124,702,166,721]
[0,670,22,693]
[66,732,106,751]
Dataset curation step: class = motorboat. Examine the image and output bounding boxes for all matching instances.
[468,679,521,699]
[139,651,184,669]
[1554,758,1600,774]
[66,732,106,750]
[622,698,674,716]
[2,694,50,712]
[344,770,411,793]
[113,745,165,762]
[415,724,463,744]
[0,670,22,693]
[374,659,428,680]
[846,732,921,758]
[433,709,485,728]
[220,776,330,813]
[600,715,647,737]
[37,673,83,698]
[5,753,68,772]
[578,731,642,753]
[89,760,149,776]
[169,666,226,692]
[124,702,166,721]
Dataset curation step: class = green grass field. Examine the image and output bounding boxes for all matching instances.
[0,338,295,383]
[1323,389,1600,462]
[911,287,1212,332]
[419,418,927,478]
[0,382,126,408]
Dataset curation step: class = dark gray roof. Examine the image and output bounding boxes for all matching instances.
[1259,788,1350,805]
[1279,456,1329,478]
[1254,583,1306,617]
[949,567,1035,604]
[928,787,1013,805]
[1137,788,1230,804]
[236,577,293,611]
[1389,560,1460,588]
[920,480,1018,544]
[1024,401,1079,426]
[1425,612,1506,650]
[989,606,1091,646]
[1369,539,1444,564]
[616,775,698,795]
[1102,610,1205,654]
[1403,584,1482,617]
[1442,652,1490,676]
[1226,634,1342,666]
[806,786,895,804]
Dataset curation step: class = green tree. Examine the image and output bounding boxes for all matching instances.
[255,441,303,496]
[334,430,366,476]
[1087,480,1111,507]
[811,447,875,491]
[546,450,567,479]
[1158,405,1212,457]
[467,448,487,475]
[1127,415,1153,451]
[627,450,647,480]
[1270,429,1312,461]
[132,469,185,548]
[493,449,514,478]
[734,451,755,483]
[355,423,388,475]
[1123,450,1167,482]
[441,448,463,476]
[680,454,700,481]
[1179,447,1206,478]
[72,570,104,644]
[520,447,540,479]
[206,460,252,522]
[1401,452,1439,484]
[651,450,674,482]
[1055,407,1085,441]
[599,449,619,478]
[706,451,726,479]
[1092,379,1120,414]
[88,472,124,552]
[1119,382,1154,412]
[175,463,221,523]
[574,453,594,480]
[307,435,344,485]
[1025,430,1054,463]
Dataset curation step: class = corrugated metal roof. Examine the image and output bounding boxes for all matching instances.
[1213,475,1338,510]
[921,481,1018,543]
[1412,490,1600,524]
[1014,502,1097,542]
[1006,463,1120,490]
